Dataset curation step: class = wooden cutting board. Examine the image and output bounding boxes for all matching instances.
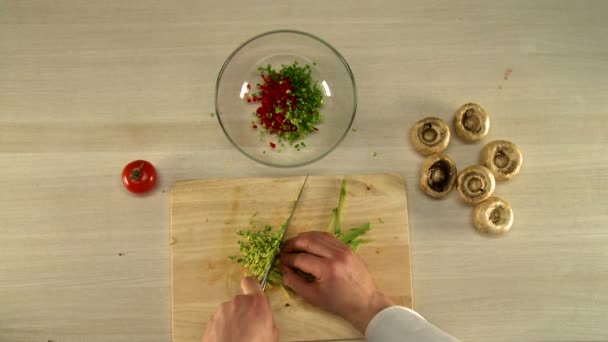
[171,174,412,342]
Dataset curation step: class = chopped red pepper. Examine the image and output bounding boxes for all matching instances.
[252,73,298,135]
[252,124,258,129]
[269,142,276,149]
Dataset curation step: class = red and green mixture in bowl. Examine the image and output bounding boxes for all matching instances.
[215,30,356,167]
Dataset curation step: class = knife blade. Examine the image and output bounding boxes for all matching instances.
[259,175,309,291]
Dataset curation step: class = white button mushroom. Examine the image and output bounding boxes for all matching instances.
[480,140,523,181]
[410,117,451,156]
[473,196,514,235]
[456,165,496,204]
[453,103,490,142]
[420,153,458,198]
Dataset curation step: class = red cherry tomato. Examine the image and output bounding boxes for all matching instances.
[122,160,157,194]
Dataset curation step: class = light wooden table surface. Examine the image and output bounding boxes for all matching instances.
[1,1,606,341]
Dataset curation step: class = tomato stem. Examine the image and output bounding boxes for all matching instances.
[129,162,145,181]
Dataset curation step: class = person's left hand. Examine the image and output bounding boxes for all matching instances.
[202,277,279,342]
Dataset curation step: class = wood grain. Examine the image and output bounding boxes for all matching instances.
[170,174,412,342]
[1,1,607,341]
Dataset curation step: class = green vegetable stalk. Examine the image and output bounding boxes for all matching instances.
[230,179,372,288]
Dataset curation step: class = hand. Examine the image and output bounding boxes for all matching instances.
[202,277,279,342]
[279,231,393,333]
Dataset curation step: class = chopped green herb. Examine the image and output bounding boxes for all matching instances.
[230,223,286,287]
[210,112,215,117]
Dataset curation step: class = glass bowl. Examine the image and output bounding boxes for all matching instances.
[215,30,357,167]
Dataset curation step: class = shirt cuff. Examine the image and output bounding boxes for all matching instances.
[365,305,429,337]
[365,306,459,342]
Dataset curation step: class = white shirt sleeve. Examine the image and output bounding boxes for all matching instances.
[365,306,459,342]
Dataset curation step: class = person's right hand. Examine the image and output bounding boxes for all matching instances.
[279,231,394,333]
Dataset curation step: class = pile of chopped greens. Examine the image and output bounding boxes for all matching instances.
[247,61,324,148]
[230,180,372,288]
[229,223,285,287]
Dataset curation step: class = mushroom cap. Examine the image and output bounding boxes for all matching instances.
[457,165,496,204]
[480,140,523,181]
[473,196,514,235]
[420,153,458,198]
[410,117,450,156]
[453,103,490,142]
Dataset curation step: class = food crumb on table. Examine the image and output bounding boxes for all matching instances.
[504,67,513,80]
